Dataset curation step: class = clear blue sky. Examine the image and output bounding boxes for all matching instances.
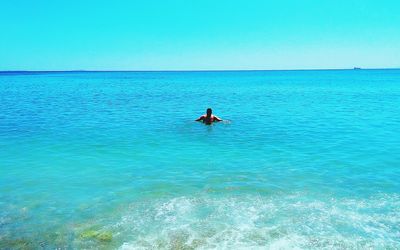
[0,0,399,70]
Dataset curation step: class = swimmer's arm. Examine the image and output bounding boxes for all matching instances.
[195,115,205,121]
[214,116,223,122]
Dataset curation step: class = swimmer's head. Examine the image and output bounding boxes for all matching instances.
[206,108,212,116]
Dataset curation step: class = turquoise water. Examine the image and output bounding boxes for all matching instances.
[1,70,400,249]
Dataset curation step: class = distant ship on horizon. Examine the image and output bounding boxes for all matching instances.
[353,67,362,70]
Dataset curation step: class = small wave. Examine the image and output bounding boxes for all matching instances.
[112,193,400,249]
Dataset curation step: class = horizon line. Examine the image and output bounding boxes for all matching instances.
[1,67,399,73]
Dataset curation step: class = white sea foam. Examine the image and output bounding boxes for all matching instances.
[113,193,400,249]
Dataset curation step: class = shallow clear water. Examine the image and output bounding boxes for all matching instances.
[0,70,399,249]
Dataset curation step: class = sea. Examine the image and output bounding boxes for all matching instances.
[0,70,399,249]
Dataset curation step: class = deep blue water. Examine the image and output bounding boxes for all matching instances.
[1,70,400,249]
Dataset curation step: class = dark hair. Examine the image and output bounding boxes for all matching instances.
[206,108,212,115]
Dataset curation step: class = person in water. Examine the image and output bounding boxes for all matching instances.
[195,108,223,125]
